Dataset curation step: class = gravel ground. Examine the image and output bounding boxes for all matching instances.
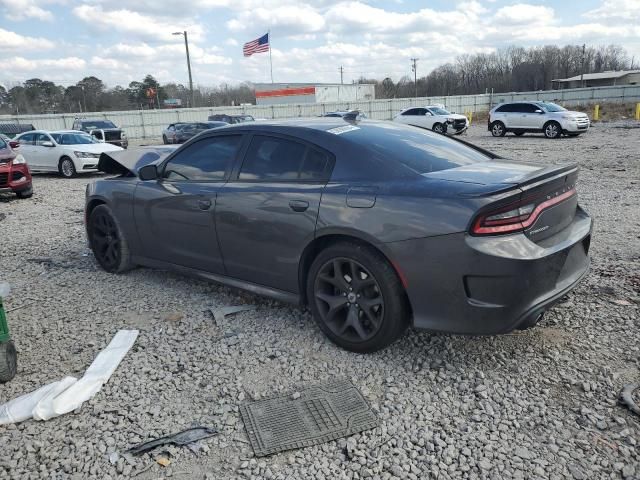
[0,121,639,480]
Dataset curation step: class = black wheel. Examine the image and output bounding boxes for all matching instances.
[490,121,506,137]
[307,242,409,353]
[162,135,168,144]
[514,131,525,136]
[432,123,446,134]
[0,341,17,383]
[59,156,76,178]
[544,121,562,139]
[88,204,133,273]
[16,186,33,199]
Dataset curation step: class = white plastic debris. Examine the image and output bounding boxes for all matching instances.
[0,329,138,425]
[51,330,138,417]
[0,283,10,298]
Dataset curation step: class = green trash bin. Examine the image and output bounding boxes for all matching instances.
[0,286,18,383]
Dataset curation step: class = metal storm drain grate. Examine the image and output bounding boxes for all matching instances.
[239,379,378,457]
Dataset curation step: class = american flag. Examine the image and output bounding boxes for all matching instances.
[243,33,270,57]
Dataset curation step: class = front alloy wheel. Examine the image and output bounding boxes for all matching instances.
[88,205,133,273]
[59,157,76,178]
[432,123,445,134]
[491,122,506,137]
[544,122,561,139]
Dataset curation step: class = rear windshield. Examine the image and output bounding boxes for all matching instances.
[343,122,490,174]
[82,121,116,129]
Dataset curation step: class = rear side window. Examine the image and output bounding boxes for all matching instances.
[163,135,241,181]
[239,135,329,181]
[19,133,35,144]
[402,108,426,116]
[519,103,538,113]
[341,123,490,175]
[496,104,515,113]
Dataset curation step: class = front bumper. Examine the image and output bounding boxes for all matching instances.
[0,163,32,194]
[385,206,592,334]
[562,118,590,133]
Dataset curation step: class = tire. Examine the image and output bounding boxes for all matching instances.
[88,204,134,273]
[544,121,562,139]
[162,135,168,144]
[490,121,506,137]
[16,186,33,199]
[59,156,76,178]
[306,242,409,353]
[0,341,17,383]
[514,131,525,136]
[432,123,446,134]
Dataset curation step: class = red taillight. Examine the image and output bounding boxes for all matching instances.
[472,188,576,235]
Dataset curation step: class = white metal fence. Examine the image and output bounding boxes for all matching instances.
[2,84,639,141]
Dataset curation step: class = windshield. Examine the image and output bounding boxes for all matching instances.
[51,133,98,145]
[540,102,566,113]
[428,107,451,115]
[82,121,116,129]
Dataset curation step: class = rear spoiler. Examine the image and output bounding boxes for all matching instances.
[98,146,177,176]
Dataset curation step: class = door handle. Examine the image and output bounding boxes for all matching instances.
[197,199,212,210]
[289,200,309,212]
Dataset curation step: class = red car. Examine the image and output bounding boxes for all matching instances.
[0,134,32,199]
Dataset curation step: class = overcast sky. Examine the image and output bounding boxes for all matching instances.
[1,0,639,88]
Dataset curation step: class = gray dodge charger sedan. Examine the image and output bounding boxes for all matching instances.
[86,118,592,353]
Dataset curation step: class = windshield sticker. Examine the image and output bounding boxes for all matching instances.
[327,125,360,135]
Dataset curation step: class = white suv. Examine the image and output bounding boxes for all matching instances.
[488,101,590,139]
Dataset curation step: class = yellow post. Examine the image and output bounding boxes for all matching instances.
[466,111,473,125]
[594,104,600,121]
[635,103,640,121]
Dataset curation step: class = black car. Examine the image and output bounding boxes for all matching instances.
[73,118,128,149]
[88,118,592,353]
[207,114,254,124]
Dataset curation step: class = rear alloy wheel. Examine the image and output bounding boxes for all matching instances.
[307,242,408,353]
[432,123,446,134]
[491,121,506,137]
[59,156,76,178]
[544,121,562,139]
[88,204,133,273]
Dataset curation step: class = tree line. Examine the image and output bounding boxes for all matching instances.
[358,44,631,99]
[0,43,632,115]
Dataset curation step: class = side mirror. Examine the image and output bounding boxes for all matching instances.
[42,141,54,147]
[138,164,158,181]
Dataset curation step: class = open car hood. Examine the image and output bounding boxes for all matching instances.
[98,146,178,176]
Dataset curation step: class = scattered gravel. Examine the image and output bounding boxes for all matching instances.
[1,121,639,479]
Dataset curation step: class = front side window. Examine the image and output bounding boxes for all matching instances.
[239,135,328,181]
[34,133,52,146]
[163,135,241,181]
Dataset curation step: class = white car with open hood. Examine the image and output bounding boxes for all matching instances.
[393,105,469,135]
[14,130,123,178]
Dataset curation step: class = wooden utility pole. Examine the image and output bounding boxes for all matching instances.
[411,58,418,97]
[339,66,344,85]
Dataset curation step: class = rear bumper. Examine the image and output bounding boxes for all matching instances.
[385,206,592,334]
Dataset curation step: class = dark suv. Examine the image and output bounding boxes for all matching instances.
[72,119,128,149]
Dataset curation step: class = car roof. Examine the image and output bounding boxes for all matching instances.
[18,130,85,135]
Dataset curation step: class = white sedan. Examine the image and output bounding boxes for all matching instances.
[14,130,123,178]
[393,105,469,135]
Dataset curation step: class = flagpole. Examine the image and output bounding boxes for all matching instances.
[268,30,273,83]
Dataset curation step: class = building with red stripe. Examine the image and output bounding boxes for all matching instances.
[254,83,375,106]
